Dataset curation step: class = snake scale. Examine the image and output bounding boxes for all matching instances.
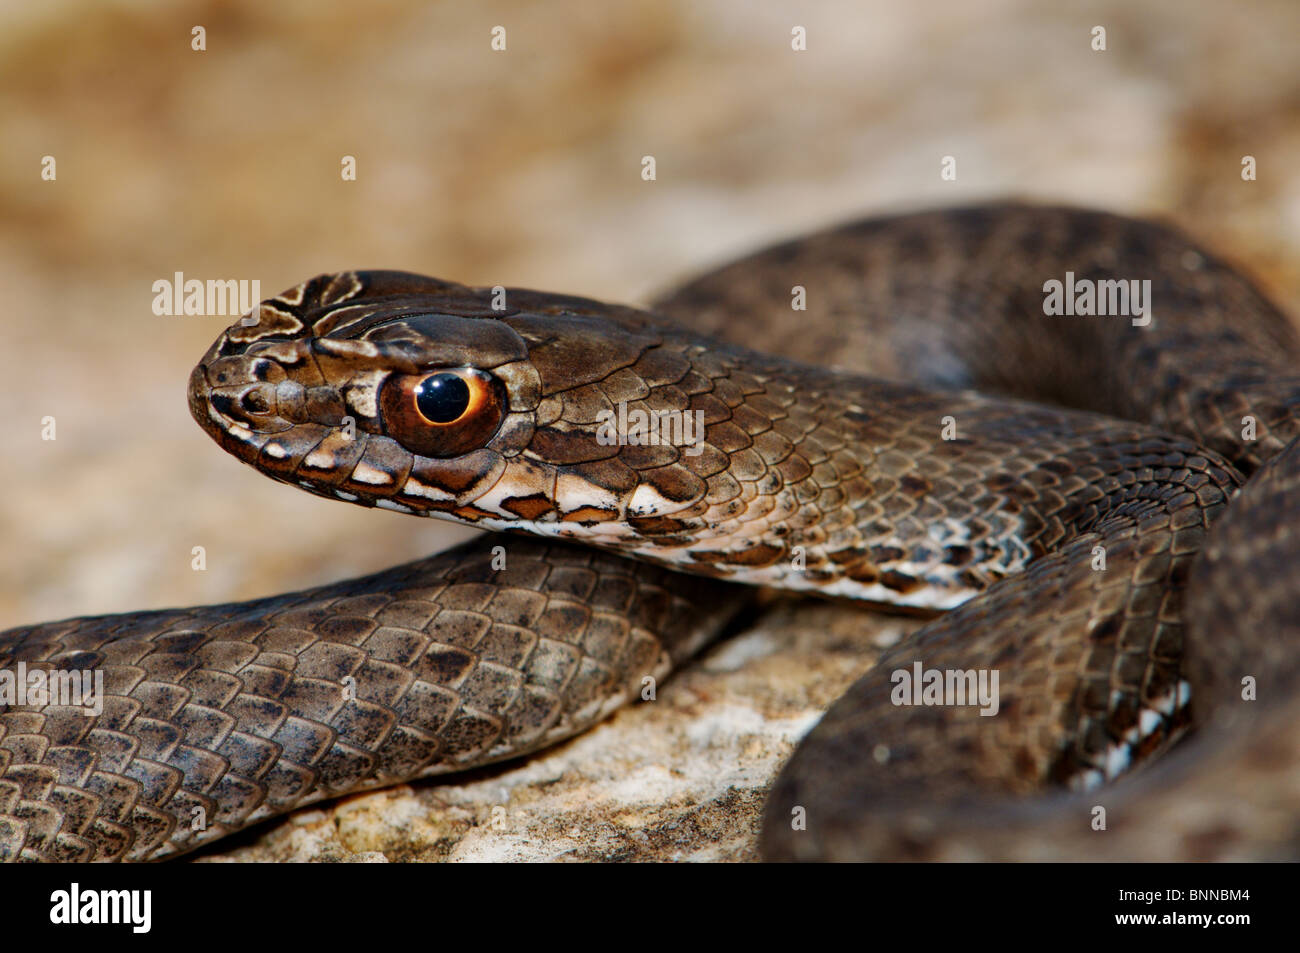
[3,203,1299,862]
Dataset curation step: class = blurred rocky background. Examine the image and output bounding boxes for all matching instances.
[3,0,1299,860]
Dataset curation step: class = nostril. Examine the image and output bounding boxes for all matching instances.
[241,388,272,414]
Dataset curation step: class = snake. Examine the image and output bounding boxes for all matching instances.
[3,202,1299,862]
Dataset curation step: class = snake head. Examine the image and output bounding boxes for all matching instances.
[189,270,745,552]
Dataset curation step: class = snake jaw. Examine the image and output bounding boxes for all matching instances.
[189,331,559,526]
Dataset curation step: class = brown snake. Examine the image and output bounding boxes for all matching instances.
[2,203,1299,862]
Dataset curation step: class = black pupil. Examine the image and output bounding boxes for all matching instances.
[416,373,471,423]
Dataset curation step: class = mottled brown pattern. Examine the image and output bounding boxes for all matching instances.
[757,437,1300,861]
[655,203,1300,860]
[0,541,745,861]
[3,203,1299,861]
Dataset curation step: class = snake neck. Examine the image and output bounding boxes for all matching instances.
[192,280,1243,616]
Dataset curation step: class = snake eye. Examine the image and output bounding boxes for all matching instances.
[380,367,506,457]
[415,372,471,423]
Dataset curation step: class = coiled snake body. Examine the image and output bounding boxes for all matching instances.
[3,204,1299,861]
